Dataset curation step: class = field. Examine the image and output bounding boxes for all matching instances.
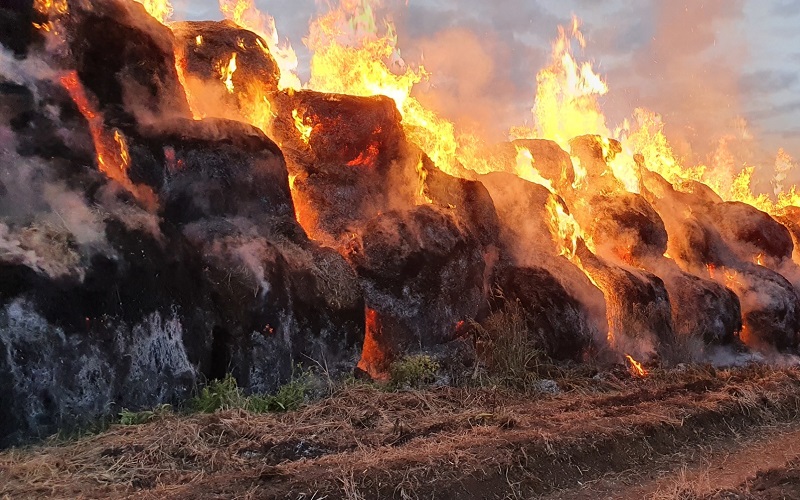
[3,365,800,499]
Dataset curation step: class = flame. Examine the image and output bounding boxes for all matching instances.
[218,0,301,90]
[517,16,608,150]
[195,35,203,46]
[625,355,648,377]
[514,147,555,192]
[347,143,381,168]
[415,158,433,205]
[357,308,390,379]
[59,72,156,208]
[292,109,313,144]
[220,53,238,94]
[134,0,173,24]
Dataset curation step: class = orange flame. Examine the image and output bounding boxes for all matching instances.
[59,72,156,209]
[220,53,238,94]
[292,109,313,144]
[218,0,301,90]
[134,0,173,24]
[625,355,648,378]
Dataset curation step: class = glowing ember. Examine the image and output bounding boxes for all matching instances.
[346,143,380,168]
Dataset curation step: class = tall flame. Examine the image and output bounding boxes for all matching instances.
[134,0,173,24]
[218,0,301,90]
[220,53,238,93]
[516,16,609,150]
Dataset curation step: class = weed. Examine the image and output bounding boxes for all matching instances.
[247,372,312,413]
[118,404,173,426]
[189,374,247,413]
[189,370,313,414]
[389,355,439,389]
[474,299,547,391]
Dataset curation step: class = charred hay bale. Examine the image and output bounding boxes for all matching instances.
[494,265,595,360]
[709,202,794,264]
[172,20,280,92]
[182,221,364,393]
[1,80,95,164]
[271,90,406,174]
[421,156,500,248]
[724,265,800,351]
[577,244,674,362]
[137,118,296,229]
[0,218,213,447]
[658,267,741,346]
[0,0,34,57]
[588,193,669,262]
[346,205,487,376]
[65,0,190,120]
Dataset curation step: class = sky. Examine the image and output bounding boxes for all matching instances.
[173,0,800,181]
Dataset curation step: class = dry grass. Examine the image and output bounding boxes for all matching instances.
[1,366,799,499]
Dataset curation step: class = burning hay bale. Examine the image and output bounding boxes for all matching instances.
[269,89,412,242]
[493,265,595,361]
[641,169,800,352]
[171,20,281,130]
[576,243,675,362]
[172,20,281,92]
[345,205,489,376]
[478,171,608,349]
[585,192,669,263]
[709,202,794,266]
[64,0,191,121]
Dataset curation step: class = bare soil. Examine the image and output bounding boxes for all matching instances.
[2,365,800,499]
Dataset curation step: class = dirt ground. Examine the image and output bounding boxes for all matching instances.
[3,365,800,499]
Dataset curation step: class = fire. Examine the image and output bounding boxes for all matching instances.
[515,16,609,150]
[292,109,313,144]
[625,355,648,378]
[415,158,433,205]
[220,53,238,94]
[347,143,380,168]
[357,308,390,379]
[59,71,156,209]
[134,0,173,24]
[218,0,301,90]
[545,195,590,261]
[514,147,555,193]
